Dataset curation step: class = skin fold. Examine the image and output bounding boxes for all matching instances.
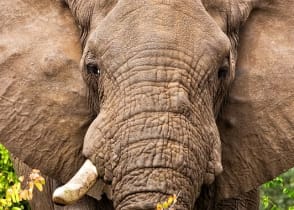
[1,0,293,209]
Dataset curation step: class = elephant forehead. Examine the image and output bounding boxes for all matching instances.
[88,0,230,63]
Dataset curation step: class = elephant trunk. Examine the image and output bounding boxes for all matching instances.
[115,172,191,209]
[110,111,211,210]
[114,167,195,210]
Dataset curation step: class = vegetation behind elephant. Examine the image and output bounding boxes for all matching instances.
[0,0,293,210]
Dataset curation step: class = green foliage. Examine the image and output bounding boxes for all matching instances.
[261,168,294,210]
[0,144,30,210]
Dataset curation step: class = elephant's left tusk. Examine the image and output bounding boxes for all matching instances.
[52,159,98,205]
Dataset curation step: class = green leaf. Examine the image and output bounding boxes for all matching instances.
[262,196,269,208]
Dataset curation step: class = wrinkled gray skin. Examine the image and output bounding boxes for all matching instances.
[65,0,272,209]
[1,0,294,209]
[79,1,232,209]
[65,0,293,209]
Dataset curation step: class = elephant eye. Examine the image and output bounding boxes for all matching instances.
[218,66,228,79]
[218,58,229,79]
[86,63,100,75]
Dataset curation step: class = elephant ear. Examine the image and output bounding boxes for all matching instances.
[216,3,294,200]
[0,0,92,183]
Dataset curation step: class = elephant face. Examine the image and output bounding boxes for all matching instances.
[2,0,294,209]
[61,0,251,209]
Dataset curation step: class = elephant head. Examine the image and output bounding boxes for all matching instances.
[54,1,237,209]
[1,0,294,209]
[52,0,294,209]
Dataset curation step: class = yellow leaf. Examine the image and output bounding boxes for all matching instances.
[167,196,174,205]
[40,177,45,185]
[162,201,169,209]
[19,190,29,200]
[11,193,16,203]
[15,183,21,191]
[11,190,20,203]
[26,188,33,200]
[34,182,43,192]
[156,203,163,210]
[18,176,24,182]
[32,169,40,173]
[15,191,20,203]
[28,182,34,190]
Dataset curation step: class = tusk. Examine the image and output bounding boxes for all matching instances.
[53,159,98,205]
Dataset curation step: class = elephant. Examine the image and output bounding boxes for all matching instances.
[0,0,293,209]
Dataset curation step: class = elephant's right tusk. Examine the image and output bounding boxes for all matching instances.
[52,159,98,205]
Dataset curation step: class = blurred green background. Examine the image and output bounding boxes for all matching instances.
[260,168,294,210]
